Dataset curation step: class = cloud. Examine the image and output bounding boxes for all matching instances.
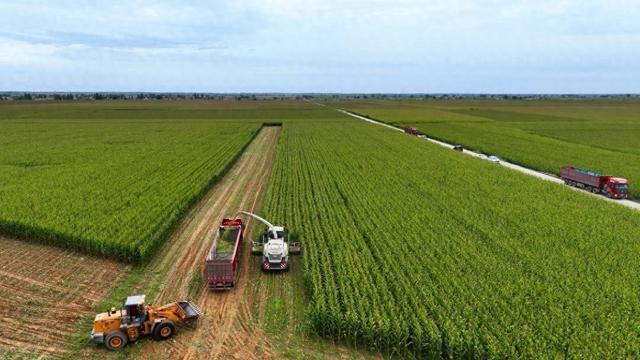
[0,39,70,66]
[0,0,638,92]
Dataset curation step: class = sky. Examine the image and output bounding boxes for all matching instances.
[0,0,639,93]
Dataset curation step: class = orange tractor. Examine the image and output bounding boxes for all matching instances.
[90,295,202,351]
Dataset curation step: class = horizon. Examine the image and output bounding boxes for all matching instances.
[1,1,639,93]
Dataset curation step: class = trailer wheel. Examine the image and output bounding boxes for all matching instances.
[105,331,128,351]
[153,320,176,341]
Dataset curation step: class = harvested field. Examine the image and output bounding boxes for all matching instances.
[0,236,129,357]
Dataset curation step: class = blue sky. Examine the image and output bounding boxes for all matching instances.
[0,0,639,93]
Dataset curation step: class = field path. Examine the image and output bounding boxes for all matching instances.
[338,109,640,211]
[80,126,279,359]
[143,125,279,360]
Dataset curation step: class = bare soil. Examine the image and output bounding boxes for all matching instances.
[0,237,130,357]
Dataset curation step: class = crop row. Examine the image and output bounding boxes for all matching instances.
[0,119,261,261]
[262,118,640,358]
[339,101,640,198]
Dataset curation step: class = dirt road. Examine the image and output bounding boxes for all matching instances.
[142,125,280,360]
[76,126,278,359]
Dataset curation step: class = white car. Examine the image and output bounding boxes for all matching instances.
[488,156,501,163]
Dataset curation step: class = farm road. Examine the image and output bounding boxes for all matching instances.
[338,109,640,211]
[82,126,279,359]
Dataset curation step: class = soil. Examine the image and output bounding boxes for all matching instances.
[0,237,130,357]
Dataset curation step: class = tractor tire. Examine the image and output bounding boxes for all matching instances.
[153,320,176,341]
[105,331,128,351]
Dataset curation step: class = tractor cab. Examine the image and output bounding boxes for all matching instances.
[122,295,146,326]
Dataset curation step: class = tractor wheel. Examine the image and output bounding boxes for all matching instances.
[153,320,176,341]
[105,331,128,351]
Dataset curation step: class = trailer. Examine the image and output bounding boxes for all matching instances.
[206,218,244,290]
[560,166,629,199]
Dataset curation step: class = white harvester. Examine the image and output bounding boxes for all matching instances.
[237,211,300,271]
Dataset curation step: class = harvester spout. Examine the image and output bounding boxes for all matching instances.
[237,211,278,238]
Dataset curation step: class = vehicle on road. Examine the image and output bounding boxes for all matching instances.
[403,125,419,135]
[453,145,464,152]
[90,295,201,351]
[238,211,300,271]
[206,218,244,290]
[488,155,501,163]
[560,166,629,199]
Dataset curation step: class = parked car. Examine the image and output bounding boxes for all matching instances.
[453,145,464,152]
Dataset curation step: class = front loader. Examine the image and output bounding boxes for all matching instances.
[90,294,202,351]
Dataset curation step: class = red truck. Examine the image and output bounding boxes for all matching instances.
[560,166,629,199]
[206,218,244,290]
[403,125,419,135]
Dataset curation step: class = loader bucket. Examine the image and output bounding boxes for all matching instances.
[178,301,203,320]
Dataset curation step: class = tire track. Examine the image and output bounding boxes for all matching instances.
[130,127,280,360]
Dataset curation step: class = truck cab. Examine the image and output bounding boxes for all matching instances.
[604,178,629,199]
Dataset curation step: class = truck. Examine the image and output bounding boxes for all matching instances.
[403,125,419,135]
[206,218,244,290]
[560,166,629,199]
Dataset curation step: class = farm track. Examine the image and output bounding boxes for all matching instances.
[0,237,130,357]
[78,126,279,359]
[338,109,640,211]
[149,126,278,360]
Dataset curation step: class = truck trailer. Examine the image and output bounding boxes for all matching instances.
[206,218,244,290]
[560,166,629,199]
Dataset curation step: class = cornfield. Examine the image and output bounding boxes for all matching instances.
[0,119,260,261]
[262,119,640,358]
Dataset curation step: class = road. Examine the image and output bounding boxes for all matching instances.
[338,109,640,212]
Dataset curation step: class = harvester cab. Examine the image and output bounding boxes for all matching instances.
[237,211,300,271]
